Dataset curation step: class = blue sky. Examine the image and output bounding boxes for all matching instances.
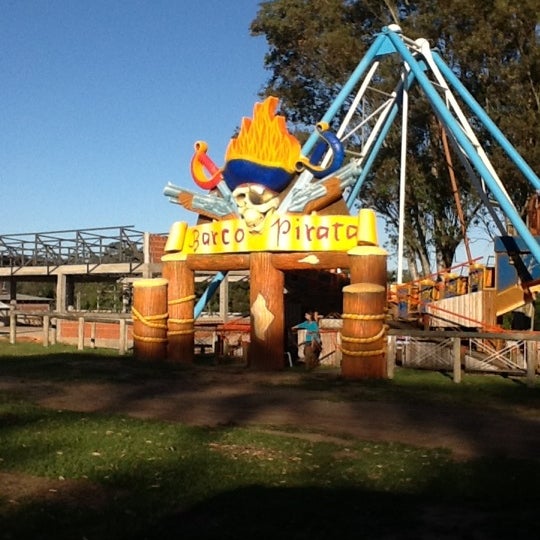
[1,0,268,234]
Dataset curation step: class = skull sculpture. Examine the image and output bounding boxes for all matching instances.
[233,184,280,232]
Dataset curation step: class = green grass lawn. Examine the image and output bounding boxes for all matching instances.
[0,343,539,539]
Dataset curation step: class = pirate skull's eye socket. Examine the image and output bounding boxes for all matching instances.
[235,193,247,205]
[248,192,266,205]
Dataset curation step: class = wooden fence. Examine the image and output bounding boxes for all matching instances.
[3,309,539,385]
[5,309,132,355]
[387,328,539,386]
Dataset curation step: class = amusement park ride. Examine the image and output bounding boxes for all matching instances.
[142,25,540,376]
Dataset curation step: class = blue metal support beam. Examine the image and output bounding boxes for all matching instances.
[384,27,540,265]
[194,271,227,319]
[432,51,540,191]
[302,32,397,156]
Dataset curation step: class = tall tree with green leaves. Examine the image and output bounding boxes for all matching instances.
[410,0,540,252]
[251,0,539,277]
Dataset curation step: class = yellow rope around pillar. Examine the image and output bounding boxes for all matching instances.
[131,307,169,343]
[341,312,388,357]
[341,324,389,344]
[340,347,387,357]
[168,329,194,336]
[167,295,196,336]
[168,319,195,336]
[132,334,168,343]
[168,294,196,306]
[342,313,386,321]
[169,317,195,324]
[131,307,168,329]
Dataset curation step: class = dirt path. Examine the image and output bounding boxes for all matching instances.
[1,365,539,460]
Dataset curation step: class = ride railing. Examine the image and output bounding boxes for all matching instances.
[388,258,496,322]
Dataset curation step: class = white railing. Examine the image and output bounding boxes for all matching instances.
[387,328,538,385]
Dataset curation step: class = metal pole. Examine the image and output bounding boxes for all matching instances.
[194,271,227,318]
[397,68,409,284]
[119,318,127,355]
[346,69,417,207]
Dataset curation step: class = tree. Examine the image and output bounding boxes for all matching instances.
[17,281,55,300]
[251,0,540,276]
[410,0,540,240]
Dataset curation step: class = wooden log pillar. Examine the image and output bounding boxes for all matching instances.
[249,252,285,370]
[348,245,388,287]
[343,239,388,379]
[162,257,195,363]
[132,278,169,362]
[341,283,388,379]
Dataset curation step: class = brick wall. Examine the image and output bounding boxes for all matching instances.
[149,234,167,263]
[57,319,133,349]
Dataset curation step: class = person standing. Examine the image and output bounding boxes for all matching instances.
[292,310,322,369]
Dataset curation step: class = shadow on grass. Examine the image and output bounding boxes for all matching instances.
[0,346,540,540]
[147,484,539,540]
[1,344,540,462]
[0,347,194,383]
[2,481,538,540]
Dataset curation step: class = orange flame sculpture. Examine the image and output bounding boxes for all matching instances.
[222,96,302,192]
[226,96,301,170]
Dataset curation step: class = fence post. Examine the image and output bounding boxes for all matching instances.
[78,316,85,350]
[386,335,396,379]
[43,315,50,347]
[119,318,127,355]
[90,322,96,349]
[452,337,462,383]
[51,318,57,345]
[526,340,537,387]
[9,305,16,344]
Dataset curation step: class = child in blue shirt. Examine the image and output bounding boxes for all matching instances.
[292,311,322,369]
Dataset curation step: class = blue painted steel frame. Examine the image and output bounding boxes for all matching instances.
[432,52,540,192]
[383,27,540,265]
[194,271,226,318]
[302,32,394,156]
